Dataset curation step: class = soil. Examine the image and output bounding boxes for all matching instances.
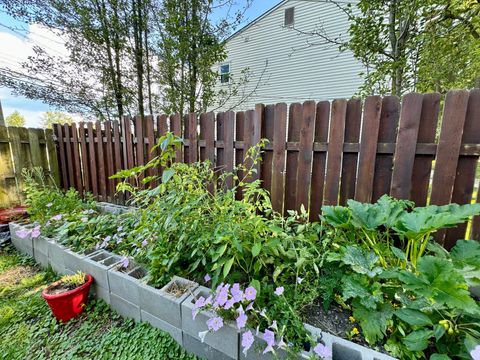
[46,280,86,295]
[165,281,194,298]
[302,300,386,352]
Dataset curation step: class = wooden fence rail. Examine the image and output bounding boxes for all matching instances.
[54,89,480,248]
[0,126,59,208]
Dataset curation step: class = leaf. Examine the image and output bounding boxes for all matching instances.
[161,169,175,184]
[251,243,261,257]
[430,354,451,360]
[450,239,480,268]
[391,246,406,261]
[403,329,434,352]
[353,303,392,344]
[399,256,479,312]
[395,308,433,326]
[342,274,382,310]
[223,257,234,278]
[250,279,261,294]
[342,246,382,278]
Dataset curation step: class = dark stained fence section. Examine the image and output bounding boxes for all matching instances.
[54,90,480,246]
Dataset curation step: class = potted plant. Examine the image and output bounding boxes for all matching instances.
[42,272,93,322]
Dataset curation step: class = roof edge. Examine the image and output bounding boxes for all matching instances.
[225,0,290,42]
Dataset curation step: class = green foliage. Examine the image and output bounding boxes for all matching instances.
[0,248,198,360]
[60,272,86,287]
[5,110,25,127]
[22,167,92,224]
[40,111,74,129]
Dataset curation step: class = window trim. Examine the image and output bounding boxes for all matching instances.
[284,7,295,27]
[219,62,231,84]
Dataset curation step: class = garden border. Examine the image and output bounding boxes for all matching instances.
[9,216,396,360]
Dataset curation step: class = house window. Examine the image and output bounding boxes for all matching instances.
[220,63,230,84]
[284,7,294,27]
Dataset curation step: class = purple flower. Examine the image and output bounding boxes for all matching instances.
[215,287,229,307]
[246,302,254,311]
[141,239,148,247]
[241,331,254,356]
[270,320,278,331]
[236,311,247,330]
[81,217,88,223]
[204,274,211,283]
[297,277,303,284]
[471,345,480,360]
[117,226,123,232]
[105,235,111,242]
[51,214,63,221]
[224,298,235,310]
[45,221,51,227]
[194,296,206,309]
[277,336,287,350]
[206,316,224,332]
[231,283,244,302]
[31,226,41,238]
[16,229,30,239]
[120,256,129,269]
[46,202,53,207]
[263,329,275,347]
[244,286,257,301]
[274,286,284,296]
[313,343,332,359]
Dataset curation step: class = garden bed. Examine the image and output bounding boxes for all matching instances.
[10,219,396,360]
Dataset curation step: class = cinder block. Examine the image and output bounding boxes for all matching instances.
[110,293,141,322]
[304,323,397,360]
[33,235,49,268]
[9,222,34,257]
[79,250,121,289]
[47,239,67,275]
[183,333,235,360]
[140,310,183,345]
[182,286,239,359]
[108,264,147,304]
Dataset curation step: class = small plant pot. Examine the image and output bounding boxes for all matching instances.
[42,274,93,322]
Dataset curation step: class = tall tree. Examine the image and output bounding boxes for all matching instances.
[5,111,26,127]
[293,0,480,96]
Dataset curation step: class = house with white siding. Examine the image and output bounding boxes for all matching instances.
[214,0,364,111]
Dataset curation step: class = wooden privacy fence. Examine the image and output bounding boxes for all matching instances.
[54,89,480,248]
[0,126,59,208]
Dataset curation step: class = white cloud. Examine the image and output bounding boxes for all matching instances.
[0,24,83,128]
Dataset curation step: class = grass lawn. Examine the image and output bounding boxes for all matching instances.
[0,246,199,360]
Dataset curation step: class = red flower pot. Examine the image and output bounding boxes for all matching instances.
[42,274,93,322]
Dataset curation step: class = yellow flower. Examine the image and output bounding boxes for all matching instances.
[352,327,360,335]
[348,316,356,323]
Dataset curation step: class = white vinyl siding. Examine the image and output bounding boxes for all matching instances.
[214,0,364,111]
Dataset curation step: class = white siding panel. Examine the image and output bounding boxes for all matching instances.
[213,0,364,111]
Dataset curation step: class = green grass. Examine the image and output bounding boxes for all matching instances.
[0,247,199,360]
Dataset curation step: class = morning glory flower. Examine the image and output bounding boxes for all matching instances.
[224,298,235,310]
[215,287,229,307]
[241,331,254,356]
[274,286,284,296]
[263,329,276,354]
[297,277,303,284]
[231,284,243,303]
[204,274,211,282]
[277,336,287,349]
[236,311,247,330]
[314,343,332,359]
[206,316,224,332]
[244,286,257,301]
[120,256,129,269]
[50,214,63,221]
[270,320,278,331]
[31,226,41,238]
[81,217,88,223]
[16,229,30,239]
[117,226,123,232]
[471,345,480,360]
[246,302,254,311]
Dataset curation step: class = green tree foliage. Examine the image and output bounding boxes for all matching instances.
[306,0,480,96]
[41,111,74,129]
[42,111,74,129]
[5,110,26,127]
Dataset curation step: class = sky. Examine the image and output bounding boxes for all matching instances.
[0,0,281,127]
